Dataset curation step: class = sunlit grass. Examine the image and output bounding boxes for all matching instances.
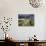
[18,19,34,26]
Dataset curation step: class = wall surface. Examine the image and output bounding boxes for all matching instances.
[0,0,46,40]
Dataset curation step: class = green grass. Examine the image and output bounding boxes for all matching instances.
[18,19,34,26]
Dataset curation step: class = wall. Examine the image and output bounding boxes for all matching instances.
[0,0,46,40]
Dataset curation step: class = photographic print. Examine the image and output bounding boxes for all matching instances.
[18,14,34,26]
